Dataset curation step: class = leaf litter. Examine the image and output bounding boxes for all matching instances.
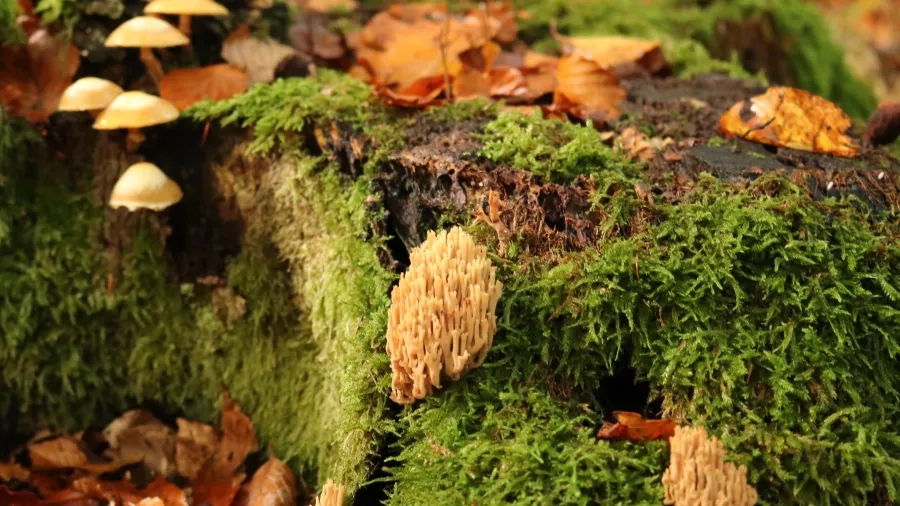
[0,391,296,506]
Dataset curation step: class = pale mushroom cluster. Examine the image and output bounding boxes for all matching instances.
[386,227,503,405]
[55,0,237,212]
[662,425,758,506]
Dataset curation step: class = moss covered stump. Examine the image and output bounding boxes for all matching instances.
[2,1,900,505]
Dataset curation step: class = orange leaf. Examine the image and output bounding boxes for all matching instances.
[141,476,187,506]
[40,489,98,506]
[487,67,527,97]
[558,35,666,74]
[717,86,859,157]
[192,479,242,506]
[553,53,625,120]
[71,478,143,505]
[597,411,676,442]
[0,462,29,481]
[241,458,297,506]
[0,485,40,506]
[377,75,446,108]
[197,391,258,482]
[0,27,80,123]
[159,64,249,111]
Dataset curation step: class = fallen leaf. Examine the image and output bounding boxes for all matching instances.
[159,64,249,111]
[553,53,625,121]
[0,462,29,481]
[0,485,40,506]
[197,392,258,481]
[71,478,143,505]
[615,126,675,162]
[175,418,219,481]
[27,471,68,497]
[241,458,297,506]
[597,411,676,442]
[298,0,357,12]
[288,13,346,60]
[558,35,666,75]
[40,489,100,506]
[376,75,446,108]
[717,86,859,157]
[0,25,80,122]
[191,478,243,506]
[141,476,187,506]
[222,25,296,84]
[102,410,176,477]
[863,100,900,146]
[28,437,90,471]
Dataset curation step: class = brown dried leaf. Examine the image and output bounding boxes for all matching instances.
[0,485,40,506]
[71,478,143,505]
[28,437,89,471]
[559,35,666,74]
[553,53,625,120]
[39,489,99,506]
[597,411,676,442]
[221,25,296,84]
[241,458,297,506]
[159,64,248,111]
[376,75,446,108]
[717,86,859,157]
[0,25,80,123]
[299,0,357,12]
[141,476,187,506]
[289,14,346,60]
[0,462,29,481]
[198,392,258,481]
[175,418,219,481]
[103,410,176,477]
[864,100,900,146]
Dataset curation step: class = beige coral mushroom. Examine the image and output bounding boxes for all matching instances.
[386,227,503,405]
[314,478,345,506]
[662,425,758,506]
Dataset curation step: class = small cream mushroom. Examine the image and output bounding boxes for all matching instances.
[144,0,229,38]
[109,162,183,212]
[104,16,189,84]
[92,91,179,152]
[57,77,124,118]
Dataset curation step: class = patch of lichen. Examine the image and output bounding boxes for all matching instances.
[515,0,874,118]
[480,110,638,183]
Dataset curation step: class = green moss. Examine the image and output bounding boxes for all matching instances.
[0,0,24,45]
[479,110,636,183]
[388,380,668,505]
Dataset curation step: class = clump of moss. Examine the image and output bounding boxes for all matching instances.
[0,0,25,45]
[479,110,636,183]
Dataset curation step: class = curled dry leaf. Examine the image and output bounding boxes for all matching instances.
[175,418,219,481]
[615,126,675,162]
[242,458,297,506]
[0,462,29,481]
[222,25,297,84]
[377,75,446,108]
[717,86,859,157]
[71,478,143,505]
[597,411,676,442]
[141,476,188,506]
[863,100,900,146]
[288,13,346,60]
[102,410,176,477]
[553,53,625,121]
[159,64,249,111]
[0,21,80,123]
[39,488,98,506]
[28,436,133,474]
[558,34,666,75]
[197,391,258,481]
[299,0,358,12]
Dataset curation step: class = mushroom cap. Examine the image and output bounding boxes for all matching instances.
[58,77,125,111]
[104,16,190,48]
[109,162,183,211]
[93,91,180,130]
[145,0,230,16]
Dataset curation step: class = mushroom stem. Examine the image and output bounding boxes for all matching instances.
[126,128,147,153]
[178,14,192,37]
[139,47,165,85]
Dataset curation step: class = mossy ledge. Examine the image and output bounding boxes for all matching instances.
[0,2,898,505]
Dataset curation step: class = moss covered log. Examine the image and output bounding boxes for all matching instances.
[3,0,900,505]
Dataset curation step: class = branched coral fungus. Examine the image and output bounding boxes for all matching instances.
[314,478,345,506]
[386,227,503,404]
[662,425,758,506]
